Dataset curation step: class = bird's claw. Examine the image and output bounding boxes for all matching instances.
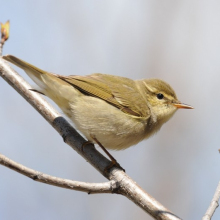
[104,160,125,173]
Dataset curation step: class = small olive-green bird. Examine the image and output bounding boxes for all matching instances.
[3,55,193,153]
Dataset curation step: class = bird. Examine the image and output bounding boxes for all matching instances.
[3,55,193,168]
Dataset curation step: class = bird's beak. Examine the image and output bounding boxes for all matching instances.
[173,102,194,109]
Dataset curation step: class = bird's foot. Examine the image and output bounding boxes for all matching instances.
[104,159,125,173]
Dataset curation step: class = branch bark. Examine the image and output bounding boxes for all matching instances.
[202,181,220,220]
[0,153,116,194]
[0,57,181,220]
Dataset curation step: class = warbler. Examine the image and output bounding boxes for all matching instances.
[3,55,193,164]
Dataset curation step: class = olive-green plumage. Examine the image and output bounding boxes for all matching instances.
[3,55,193,150]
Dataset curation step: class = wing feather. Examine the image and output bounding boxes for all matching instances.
[58,73,149,118]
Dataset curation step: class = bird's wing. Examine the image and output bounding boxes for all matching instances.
[58,73,150,118]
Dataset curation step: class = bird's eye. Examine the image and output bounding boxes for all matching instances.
[157,93,164,100]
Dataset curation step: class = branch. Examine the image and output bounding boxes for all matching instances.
[0,153,116,194]
[202,181,220,220]
[0,58,182,220]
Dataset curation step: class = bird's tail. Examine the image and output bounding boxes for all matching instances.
[3,55,79,113]
[3,55,60,91]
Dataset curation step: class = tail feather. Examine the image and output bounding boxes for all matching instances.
[3,55,46,75]
[3,55,80,112]
[3,55,51,89]
[3,55,66,90]
[29,89,45,95]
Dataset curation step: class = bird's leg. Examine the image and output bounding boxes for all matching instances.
[91,136,125,172]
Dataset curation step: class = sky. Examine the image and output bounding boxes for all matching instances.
[1,1,220,219]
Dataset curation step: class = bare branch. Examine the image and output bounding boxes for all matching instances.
[0,153,116,194]
[203,181,220,220]
[0,58,182,220]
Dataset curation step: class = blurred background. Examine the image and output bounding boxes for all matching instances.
[1,1,220,219]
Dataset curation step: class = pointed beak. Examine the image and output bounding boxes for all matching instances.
[173,102,194,109]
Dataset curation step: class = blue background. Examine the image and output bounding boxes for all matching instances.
[1,1,220,219]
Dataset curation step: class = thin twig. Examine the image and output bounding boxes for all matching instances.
[0,42,3,56]
[0,153,116,194]
[202,181,220,220]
